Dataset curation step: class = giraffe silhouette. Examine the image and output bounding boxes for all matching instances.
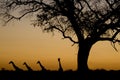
[37,61,47,71]
[58,58,63,72]
[9,61,23,71]
[23,62,33,71]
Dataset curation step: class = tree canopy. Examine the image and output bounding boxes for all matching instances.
[0,0,120,45]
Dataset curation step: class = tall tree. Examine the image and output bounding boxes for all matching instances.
[0,0,120,72]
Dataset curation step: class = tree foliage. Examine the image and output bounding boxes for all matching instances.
[0,0,120,46]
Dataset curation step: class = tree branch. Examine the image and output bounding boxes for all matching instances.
[105,0,114,10]
[45,25,78,44]
[4,7,42,24]
[99,30,120,52]
[84,0,100,19]
[3,0,62,24]
[99,29,120,42]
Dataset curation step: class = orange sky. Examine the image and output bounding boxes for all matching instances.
[1,19,120,71]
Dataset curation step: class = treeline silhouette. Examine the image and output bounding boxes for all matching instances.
[1,59,120,80]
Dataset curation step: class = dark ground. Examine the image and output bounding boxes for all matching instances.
[0,70,120,80]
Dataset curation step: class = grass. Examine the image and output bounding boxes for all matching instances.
[0,70,120,80]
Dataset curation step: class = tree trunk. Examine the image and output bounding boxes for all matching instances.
[77,40,93,72]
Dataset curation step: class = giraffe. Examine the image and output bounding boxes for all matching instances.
[23,62,33,71]
[37,61,47,71]
[58,58,63,72]
[9,61,23,71]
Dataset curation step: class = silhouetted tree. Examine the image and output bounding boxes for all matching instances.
[0,0,120,72]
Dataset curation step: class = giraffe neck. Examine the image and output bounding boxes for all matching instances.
[24,63,31,69]
[59,60,62,68]
[11,63,18,69]
[39,62,45,69]
[58,60,63,71]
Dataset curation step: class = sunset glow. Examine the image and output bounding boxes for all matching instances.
[1,19,120,71]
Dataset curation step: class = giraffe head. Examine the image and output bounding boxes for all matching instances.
[23,62,26,65]
[37,61,40,64]
[58,58,60,61]
[9,61,13,64]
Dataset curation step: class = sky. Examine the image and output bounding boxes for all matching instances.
[1,18,120,71]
